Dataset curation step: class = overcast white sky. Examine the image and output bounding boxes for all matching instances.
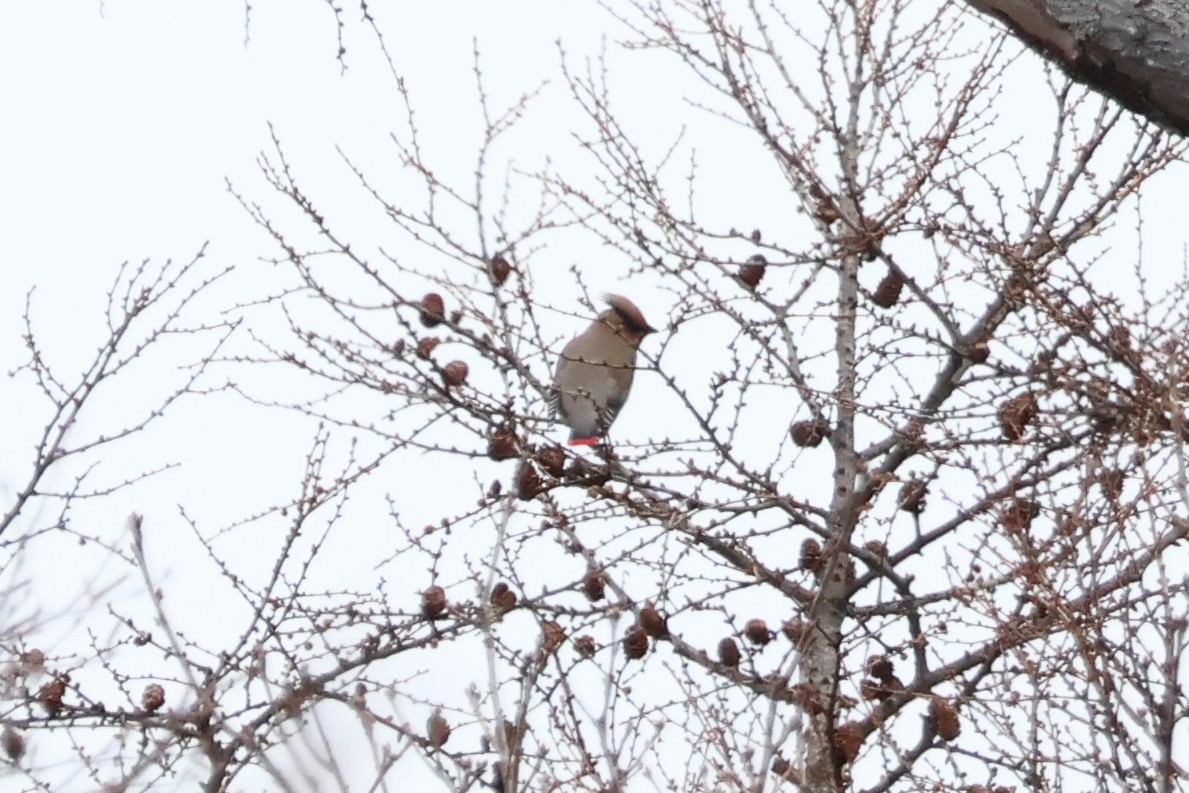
[0,3,613,507]
[2,3,1188,791]
[0,0,802,534]
[0,5,707,789]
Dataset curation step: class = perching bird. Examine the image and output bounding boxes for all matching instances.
[552,294,656,446]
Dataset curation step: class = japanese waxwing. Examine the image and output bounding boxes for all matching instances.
[552,294,656,446]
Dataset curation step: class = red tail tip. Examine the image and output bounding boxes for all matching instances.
[569,436,600,447]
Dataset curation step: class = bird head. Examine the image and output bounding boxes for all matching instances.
[599,294,656,346]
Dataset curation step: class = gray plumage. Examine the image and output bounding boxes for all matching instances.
[552,294,655,445]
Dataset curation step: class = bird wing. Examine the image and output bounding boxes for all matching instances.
[601,383,628,429]
[552,327,636,440]
[556,362,606,439]
[547,387,561,419]
[549,355,570,419]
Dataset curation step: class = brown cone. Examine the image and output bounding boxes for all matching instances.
[623,626,649,659]
[487,424,518,461]
[490,582,517,614]
[426,710,451,747]
[421,586,447,620]
[718,637,741,668]
[442,361,469,388]
[582,570,606,602]
[490,254,511,286]
[419,293,446,327]
[738,255,767,288]
[639,603,668,638]
[744,619,771,646]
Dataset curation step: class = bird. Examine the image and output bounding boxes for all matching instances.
[552,294,656,446]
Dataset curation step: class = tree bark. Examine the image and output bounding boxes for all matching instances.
[964,0,1189,136]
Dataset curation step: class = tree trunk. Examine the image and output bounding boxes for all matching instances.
[964,0,1189,135]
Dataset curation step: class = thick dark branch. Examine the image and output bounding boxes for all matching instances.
[964,0,1189,136]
